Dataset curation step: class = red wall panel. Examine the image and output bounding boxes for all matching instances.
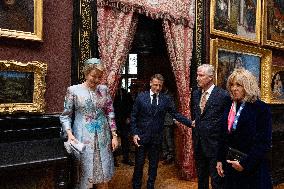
[0,0,73,113]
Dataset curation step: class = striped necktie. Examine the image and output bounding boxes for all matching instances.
[200,91,208,113]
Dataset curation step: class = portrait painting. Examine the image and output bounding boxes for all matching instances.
[262,0,284,49]
[0,60,47,114]
[210,0,261,43]
[0,0,43,41]
[210,39,272,103]
[270,66,284,103]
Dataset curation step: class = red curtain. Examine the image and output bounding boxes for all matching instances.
[97,7,138,97]
[97,0,196,180]
[163,20,196,179]
[98,0,195,27]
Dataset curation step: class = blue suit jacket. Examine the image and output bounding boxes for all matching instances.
[191,86,231,157]
[218,100,272,189]
[131,91,191,145]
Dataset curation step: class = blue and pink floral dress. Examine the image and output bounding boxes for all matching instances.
[60,84,116,188]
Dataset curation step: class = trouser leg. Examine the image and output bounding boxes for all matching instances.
[147,143,160,189]
[121,130,130,161]
[132,146,146,189]
[195,150,210,189]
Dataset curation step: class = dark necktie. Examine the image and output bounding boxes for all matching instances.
[152,93,157,108]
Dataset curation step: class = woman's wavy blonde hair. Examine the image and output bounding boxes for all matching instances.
[226,68,260,103]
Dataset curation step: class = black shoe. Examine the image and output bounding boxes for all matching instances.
[122,159,134,166]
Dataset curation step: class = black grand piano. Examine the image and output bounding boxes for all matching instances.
[0,114,69,189]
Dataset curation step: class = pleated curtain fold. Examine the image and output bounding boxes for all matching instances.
[97,0,195,179]
[163,20,196,179]
[97,7,138,97]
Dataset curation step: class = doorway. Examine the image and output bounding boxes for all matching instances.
[120,15,177,97]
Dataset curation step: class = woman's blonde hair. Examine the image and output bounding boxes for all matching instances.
[227,68,260,103]
[82,58,104,77]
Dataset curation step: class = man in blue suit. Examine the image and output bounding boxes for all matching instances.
[131,74,192,189]
[191,64,231,189]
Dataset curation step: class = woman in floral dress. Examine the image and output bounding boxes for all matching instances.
[60,58,118,189]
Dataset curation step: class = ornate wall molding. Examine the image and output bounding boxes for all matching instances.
[72,0,98,84]
[0,60,47,114]
[195,0,203,67]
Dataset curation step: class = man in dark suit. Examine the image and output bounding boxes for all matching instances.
[113,87,134,166]
[131,74,192,189]
[191,64,231,189]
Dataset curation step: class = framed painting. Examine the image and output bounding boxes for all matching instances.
[0,60,47,114]
[210,0,261,43]
[210,39,272,103]
[262,0,284,49]
[270,66,284,104]
[0,0,43,41]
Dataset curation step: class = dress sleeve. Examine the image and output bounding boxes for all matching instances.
[102,86,117,131]
[59,87,74,134]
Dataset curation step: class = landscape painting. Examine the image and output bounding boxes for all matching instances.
[0,71,34,103]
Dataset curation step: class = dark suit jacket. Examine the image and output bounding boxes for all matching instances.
[131,91,191,145]
[191,86,231,158]
[113,89,133,131]
[218,100,272,189]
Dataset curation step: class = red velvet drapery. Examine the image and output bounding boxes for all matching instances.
[97,7,138,97]
[97,0,196,179]
[163,20,195,179]
[97,0,195,27]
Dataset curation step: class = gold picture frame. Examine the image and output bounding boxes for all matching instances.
[261,0,284,49]
[195,0,204,67]
[0,0,43,41]
[210,39,272,103]
[0,60,47,114]
[210,0,261,44]
[270,66,284,104]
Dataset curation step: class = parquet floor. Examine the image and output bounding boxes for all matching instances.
[109,158,284,189]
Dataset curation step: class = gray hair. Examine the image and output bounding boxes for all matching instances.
[151,74,164,82]
[198,64,215,77]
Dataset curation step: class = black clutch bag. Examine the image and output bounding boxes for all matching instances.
[226,147,248,161]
